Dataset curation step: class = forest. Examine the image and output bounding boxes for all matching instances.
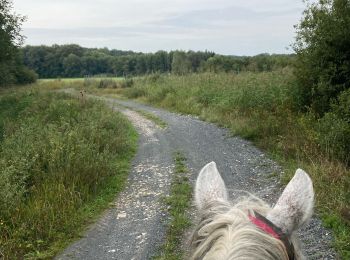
[21,45,294,78]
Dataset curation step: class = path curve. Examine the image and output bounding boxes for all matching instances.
[58,95,337,260]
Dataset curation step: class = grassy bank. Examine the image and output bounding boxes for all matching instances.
[115,71,349,257]
[154,152,192,260]
[0,87,137,258]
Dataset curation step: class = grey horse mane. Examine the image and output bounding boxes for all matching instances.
[190,196,303,260]
[191,162,313,260]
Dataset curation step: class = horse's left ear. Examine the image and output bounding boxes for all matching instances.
[195,162,228,210]
[267,169,314,235]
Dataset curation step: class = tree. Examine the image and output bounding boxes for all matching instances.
[0,0,25,61]
[63,54,82,77]
[294,0,350,115]
[171,51,192,75]
[0,0,36,85]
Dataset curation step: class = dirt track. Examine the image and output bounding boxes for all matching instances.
[57,95,337,260]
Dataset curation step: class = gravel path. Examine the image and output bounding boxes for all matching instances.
[57,95,337,259]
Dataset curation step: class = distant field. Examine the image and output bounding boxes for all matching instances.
[38,77,125,83]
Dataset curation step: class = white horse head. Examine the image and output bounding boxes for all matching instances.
[191,162,314,260]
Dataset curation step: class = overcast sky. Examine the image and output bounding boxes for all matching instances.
[13,0,306,55]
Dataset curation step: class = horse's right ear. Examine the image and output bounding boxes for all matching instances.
[195,162,228,210]
[267,169,314,235]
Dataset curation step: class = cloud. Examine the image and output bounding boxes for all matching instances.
[14,0,305,55]
[151,4,303,29]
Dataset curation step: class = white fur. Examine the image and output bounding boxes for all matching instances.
[195,162,228,210]
[192,163,314,259]
[190,199,297,260]
[266,169,314,235]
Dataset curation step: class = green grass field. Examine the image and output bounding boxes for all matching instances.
[0,85,137,258]
[38,77,124,83]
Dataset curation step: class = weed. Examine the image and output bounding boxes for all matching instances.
[154,152,192,260]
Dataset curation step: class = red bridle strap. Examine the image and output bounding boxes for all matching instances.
[249,214,280,239]
[249,211,295,260]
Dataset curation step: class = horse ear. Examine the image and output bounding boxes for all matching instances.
[195,162,228,210]
[266,169,314,235]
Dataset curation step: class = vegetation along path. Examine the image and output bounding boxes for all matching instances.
[58,95,337,259]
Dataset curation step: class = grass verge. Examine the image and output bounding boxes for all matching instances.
[154,152,192,260]
[0,86,137,259]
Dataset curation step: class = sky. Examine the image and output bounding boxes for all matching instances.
[13,0,306,55]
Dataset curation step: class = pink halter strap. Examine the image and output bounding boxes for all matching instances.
[249,214,280,239]
[249,211,295,260]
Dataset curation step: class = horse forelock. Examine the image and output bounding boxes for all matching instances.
[190,196,302,260]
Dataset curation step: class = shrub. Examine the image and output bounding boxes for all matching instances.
[120,78,134,88]
[294,0,350,115]
[332,88,350,123]
[0,63,17,86]
[123,86,146,99]
[317,112,350,163]
[15,66,38,84]
[147,73,161,83]
[98,79,117,88]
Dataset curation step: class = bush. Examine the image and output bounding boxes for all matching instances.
[315,88,350,163]
[0,63,17,86]
[98,79,117,88]
[15,66,38,84]
[147,73,161,83]
[294,0,350,115]
[0,65,37,86]
[123,86,146,99]
[120,78,134,88]
[317,112,350,163]
[332,88,350,123]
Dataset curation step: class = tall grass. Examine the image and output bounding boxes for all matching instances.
[0,89,137,258]
[118,70,349,258]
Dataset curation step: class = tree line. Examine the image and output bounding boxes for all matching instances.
[21,44,294,78]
